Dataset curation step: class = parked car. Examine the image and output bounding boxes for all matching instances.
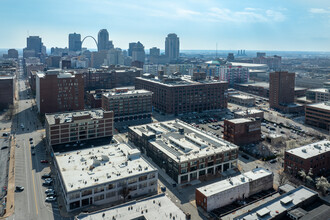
[42,182,52,186]
[40,160,48,163]
[2,132,9,137]
[31,150,35,155]
[269,159,277,164]
[42,173,51,179]
[29,137,33,141]
[45,189,55,194]
[31,145,35,149]
[15,186,24,192]
[45,196,56,202]
[1,146,9,150]
[46,192,56,197]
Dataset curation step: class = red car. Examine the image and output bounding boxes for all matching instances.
[40,160,48,163]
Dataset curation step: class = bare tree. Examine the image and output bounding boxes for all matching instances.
[298,170,307,182]
[278,170,289,186]
[315,176,330,195]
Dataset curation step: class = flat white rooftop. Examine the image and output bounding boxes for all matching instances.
[75,194,186,220]
[230,95,255,100]
[227,118,255,124]
[55,143,156,193]
[197,168,272,197]
[103,89,152,98]
[235,109,263,115]
[307,102,330,111]
[286,140,330,159]
[235,186,317,220]
[130,120,238,163]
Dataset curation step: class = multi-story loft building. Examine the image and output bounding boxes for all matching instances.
[228,94,255,107]
[54,143,158,212]
[0,75,15,110]
[36,70,84,114]
[306,88,330,103]
[45,109,113,146]
[135,74,228,115]
[143,64,195,76]
[102,89,152,123]
[223,118,261,146]
[284,140,330,177]
[83,67,141,90]
[203,62,249,86]
[196,168,273,212]
[128,120,239,184]
[305,102,330,130]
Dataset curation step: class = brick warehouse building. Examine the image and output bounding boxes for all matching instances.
[305,102,330,131]
[284,140,330,177]
[36,70,84,114]
[102,88,152,123]
[83,66,141,90]
[223,118,261,146]
[0,76,15,110]
[129,120,238,184]
[45,109,113,146]
[135,73,228,115]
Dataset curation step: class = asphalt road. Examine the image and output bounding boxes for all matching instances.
[7,60,68,220]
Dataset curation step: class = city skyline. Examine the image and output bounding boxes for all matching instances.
[1,0,330,51]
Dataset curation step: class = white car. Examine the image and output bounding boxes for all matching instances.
[45,196,56,202]
[45,189,55,194]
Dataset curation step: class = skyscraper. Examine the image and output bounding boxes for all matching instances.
[132,41,145,63]
[150,47,160,57]
[98,29,109,51]
[165,33,180,62]
[269,71,295,109]
[128,42,137,57]
[26,36,42,55]
[68,33,82,51]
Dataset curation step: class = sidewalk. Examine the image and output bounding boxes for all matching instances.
[1,136,16,219]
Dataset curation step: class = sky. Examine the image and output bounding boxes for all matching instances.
[1,0,330,51]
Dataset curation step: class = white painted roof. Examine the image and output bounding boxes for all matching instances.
[307,102,330,111]
[286,140,330,159]
[235,186,317,220]
[130,120,238,163]
[75,194,186,220]
[197,168,273,197]
[230,94,255,100]
[55,143,156,193]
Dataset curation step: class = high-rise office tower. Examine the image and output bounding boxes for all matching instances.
[68,33,82,51]
[150,47,160,57]
[165,33,179,62]
[132,41,145,63]
[98,29,109,51]
[27,36,42,55]
[269,71,295,109]
[128,42,137,57]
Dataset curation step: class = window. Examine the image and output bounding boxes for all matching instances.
[69,192,80,200]
[94,186,104,193]
[94,194,104,201]
[107,184,115,190]
[106,191,116,198]
[82,189,92,197]
[139,175,148,182]
[149,173,156,179]
[128,178,137,185]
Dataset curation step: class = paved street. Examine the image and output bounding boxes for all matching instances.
[4,60,70,220]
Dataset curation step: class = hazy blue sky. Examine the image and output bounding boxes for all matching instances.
[1,0,330,51]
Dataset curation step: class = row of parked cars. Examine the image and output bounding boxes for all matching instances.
[41,173,57,202]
